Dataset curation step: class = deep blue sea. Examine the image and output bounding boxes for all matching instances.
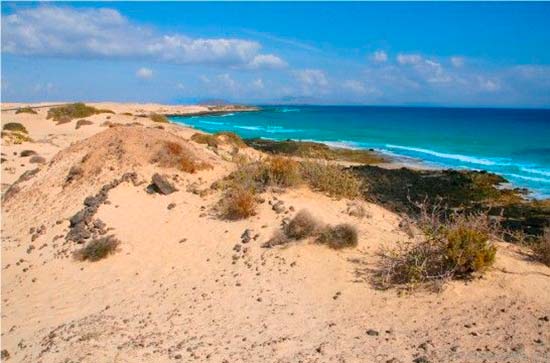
[170,106,550,198]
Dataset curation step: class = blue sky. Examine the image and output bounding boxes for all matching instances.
[2,1,550,107]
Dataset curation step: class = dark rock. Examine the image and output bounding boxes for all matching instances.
[29,155,46,164]
[272,200,285,214]
[149,173,177,195]
[20,150,37,157]
[241,229,253,243]
[413,357,430,363]
[167,203,176,210]
[366,329,379,336]
[1,349,10,360]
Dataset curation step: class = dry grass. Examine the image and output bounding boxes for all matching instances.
[285,210,320,240]
[317,224,358,249]
[73,236,120,262]
[191,131,247,148]
[15,107,37,114]
[376,209,497,291]
[300,160,362,199]
[219,186,257,220]
[532,228,550,266]
[150,113,169,123]
[263,156,302,188]
[152,141,211,173]
[47,103,113,121]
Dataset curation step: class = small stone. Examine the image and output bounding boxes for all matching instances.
[366,329,379,336]
[167,203,176,210]
[148,173,177,195]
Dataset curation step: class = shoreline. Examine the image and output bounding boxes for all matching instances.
[168,115,546,199]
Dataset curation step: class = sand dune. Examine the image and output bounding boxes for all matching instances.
[1,103,549,362]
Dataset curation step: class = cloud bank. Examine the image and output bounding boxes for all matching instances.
[1,6,286,69]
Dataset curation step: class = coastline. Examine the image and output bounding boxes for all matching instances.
[1,101,549,362]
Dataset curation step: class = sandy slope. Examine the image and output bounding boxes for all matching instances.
[1,103,549,363]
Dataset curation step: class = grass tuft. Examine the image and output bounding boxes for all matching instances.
[317,224,358,249]
[153,141,211,173]
[219,186,257,220]
[284,210,320,240]
[73,236,120,262]
[191,131,247,148]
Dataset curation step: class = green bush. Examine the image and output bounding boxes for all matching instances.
[191,131,246,148]
[47,103,113,121]
[376,212,497,290]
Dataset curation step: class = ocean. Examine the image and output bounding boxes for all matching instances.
[170,106,550,198]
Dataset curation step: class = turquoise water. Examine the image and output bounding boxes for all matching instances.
[170,106,550,198]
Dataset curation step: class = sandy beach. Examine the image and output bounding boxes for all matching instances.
[1,102,549,363]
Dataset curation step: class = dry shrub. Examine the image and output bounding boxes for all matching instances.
[376,210,497,290]
[300,160,361,199]
[532,228,550,266]
[73,236,120,262]
[264,156,302,188]
[3,122,28,134]
[15,107,37,114]
[47,103,113,121]
[150,113,169,123]
[121,112,133,116]
[285,210,320,239]
[262,230,289,248]
[317,224,358,249]
[220,186,257,220]
[191,133,219,147]
[75,119,93,129]
[153,141,211,173]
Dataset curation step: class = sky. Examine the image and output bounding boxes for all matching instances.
[1,1,550,108]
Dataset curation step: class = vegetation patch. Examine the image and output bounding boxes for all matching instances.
[150,113,169,123]
[15,107,37,114]
[3,122,28,134]
[317,224,358,249]
[191,131,247,148]
[47,103,114,121]
[73,236,120,262]
[219,186,257,220]
[375,211,497,291]
[300,160,362,199]
[532,228,550,266]
[245,138,385,164]
[152,141,211,173]
[263,209,359,250]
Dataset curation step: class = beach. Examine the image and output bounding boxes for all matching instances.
[1,102,549,363]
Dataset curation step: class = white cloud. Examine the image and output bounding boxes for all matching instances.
[342,80,366,94]
[396,53,423,65]
[1,6,285,69]
[217,73,237,89]
[450,56,465,68]
[371,50,388,63]
[252,78,264,89]
[136,67,153,79]
[248,54,287,69]
[176,82,185,90]
[294,69,328,87]
[478,77,500,92]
